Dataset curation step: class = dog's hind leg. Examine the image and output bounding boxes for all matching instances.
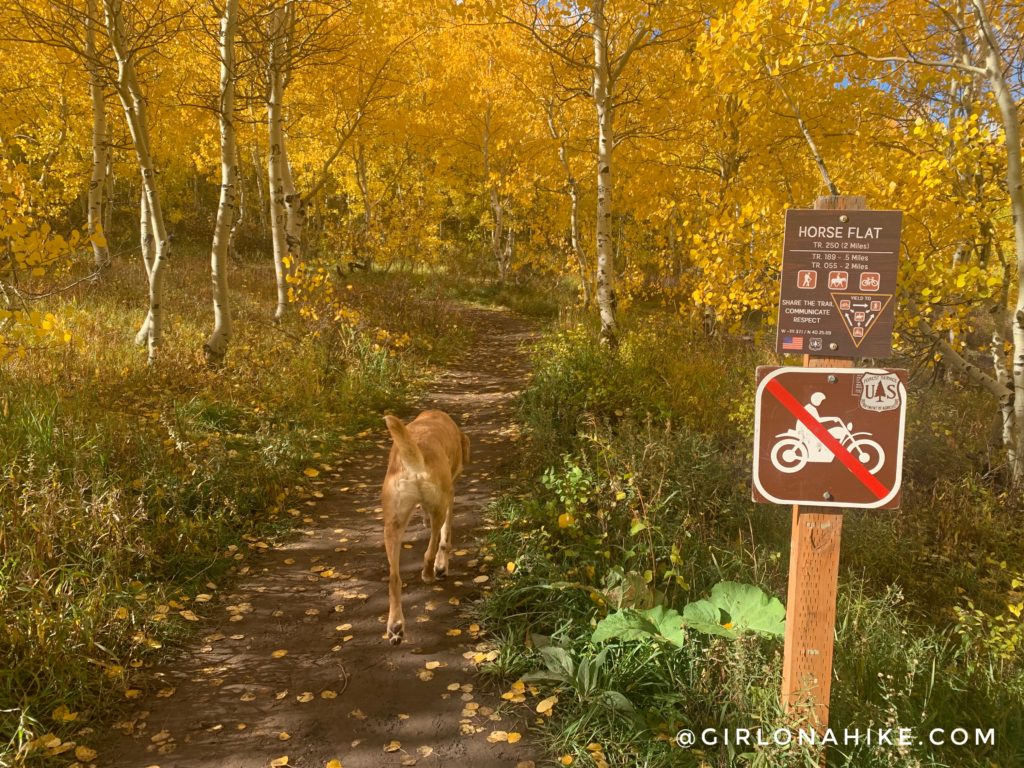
[421,504,442,584]
[434,498,453,579]
[384,515,407,645]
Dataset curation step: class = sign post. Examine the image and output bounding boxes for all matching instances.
[768,195,904,739]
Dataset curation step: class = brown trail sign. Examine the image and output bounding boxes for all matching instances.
[777,208,902,357]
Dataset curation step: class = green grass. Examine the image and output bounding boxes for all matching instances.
[475,311,1024,767]
[0,242,469,765]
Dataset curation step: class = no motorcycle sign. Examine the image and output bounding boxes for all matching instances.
[752,366,907,509]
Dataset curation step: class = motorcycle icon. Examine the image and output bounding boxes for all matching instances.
[769,393,886,474]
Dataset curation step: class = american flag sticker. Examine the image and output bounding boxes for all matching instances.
[782,336,804,351]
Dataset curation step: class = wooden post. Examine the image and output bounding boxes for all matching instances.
[780,194,865,734]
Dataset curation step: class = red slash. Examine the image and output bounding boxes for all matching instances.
[765,377,889,500]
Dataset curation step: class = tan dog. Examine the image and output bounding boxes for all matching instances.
[382,410,470,645]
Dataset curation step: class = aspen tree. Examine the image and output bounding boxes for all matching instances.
[204,0,239,364]
[103,0,172,362]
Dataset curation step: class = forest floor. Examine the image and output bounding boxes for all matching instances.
[93,305,539,768]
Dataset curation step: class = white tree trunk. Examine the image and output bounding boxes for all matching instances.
[228,145,244,261]
[251,143,268,229]
[205,0,238,364]
[547,105,591,305]
[267,7,290,321]
[85,0,109,272]
[354,143,375,267]
[592,0,617,346]
[973,0,1024,482]
[104,0,170,363]
[281,139,305,262]
[481,103,509,280]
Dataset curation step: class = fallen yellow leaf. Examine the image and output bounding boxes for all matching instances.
[270,757,289,767]
[536,695,558,714]
[272,649,288,658]
[51,705,77,722]
[75,746,98,761]
[326,761,343,768]
[507,732,522,743]
[384,740,402,752]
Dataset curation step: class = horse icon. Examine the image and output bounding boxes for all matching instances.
[770,392,885,474]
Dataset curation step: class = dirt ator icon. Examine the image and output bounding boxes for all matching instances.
[770,392,885,474]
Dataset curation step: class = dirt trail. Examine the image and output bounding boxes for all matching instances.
[97,306,538,768]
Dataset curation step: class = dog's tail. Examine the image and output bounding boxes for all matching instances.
[384,415,427,474]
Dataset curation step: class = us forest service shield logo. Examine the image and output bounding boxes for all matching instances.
[857,372,902,412]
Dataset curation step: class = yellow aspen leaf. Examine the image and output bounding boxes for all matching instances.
[536,695,558,714]
[326,761,343,768]
[270,758,289,767]
[384,740,402,752]
[304,468,320,477]
[75,746,98,761]
[272,649,288,658]
[507,732,522,743]
[51,705,77,722]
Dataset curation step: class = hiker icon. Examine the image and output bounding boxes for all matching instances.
[770,392,885,474]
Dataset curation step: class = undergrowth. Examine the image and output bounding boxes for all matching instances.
[0,246,468,765]
[476,311,1024,767]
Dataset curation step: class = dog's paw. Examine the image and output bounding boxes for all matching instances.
[420,569,436,584]
[387,621,404,646]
